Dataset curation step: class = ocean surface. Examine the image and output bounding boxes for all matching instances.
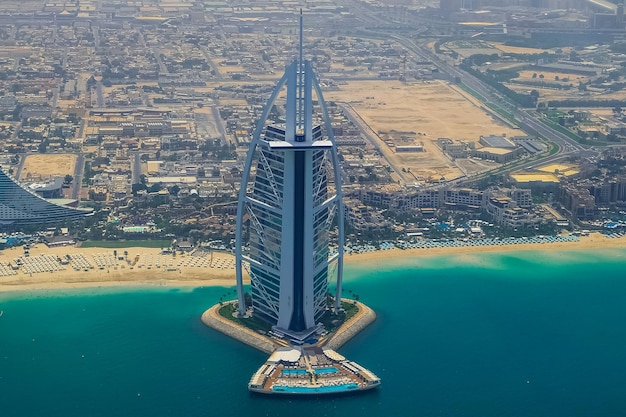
[1,248,626,417]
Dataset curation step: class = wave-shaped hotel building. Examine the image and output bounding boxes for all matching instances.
[0,168,91,227]
[228,14,380,395]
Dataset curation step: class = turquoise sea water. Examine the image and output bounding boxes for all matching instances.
[1,249,626,417]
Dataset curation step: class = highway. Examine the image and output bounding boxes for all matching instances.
[411,42,601,182]
[342,12,603,184]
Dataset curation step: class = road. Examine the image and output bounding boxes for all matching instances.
[387,33,595,155]
[70,153,85,200]
[95,81,104,107]
[346,21,603,184]
[211,106,227,143]
[338,102,407,183]
[14,151,26,179]
[198,45,224,81]
[153,47,169,75]
[131,152,142,185]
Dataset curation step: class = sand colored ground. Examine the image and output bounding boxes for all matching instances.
[443,41,552,58]
[1,233,624,292]
[507,81,626,105]
[490,43,554,55]
[19,153,77,181]
[437,40,605,107]
[589,108,620,117]
[0,245,240,292]
[193,107,222,138]
[514,70,588,87]
[441,39,497,58]
[325,80,521,180]
[505,83,576,101]
[214,97,249,106]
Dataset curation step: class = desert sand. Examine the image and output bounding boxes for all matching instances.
[324,80,522,181]
[19,153,77,181]
[0,233,624,292]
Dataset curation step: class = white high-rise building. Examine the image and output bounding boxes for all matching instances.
[235,15,344,339]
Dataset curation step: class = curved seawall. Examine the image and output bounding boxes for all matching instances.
[201,303,276,354]
[324,300,377,350]
[201,299,377,353]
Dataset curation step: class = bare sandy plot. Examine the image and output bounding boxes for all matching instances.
[490,43,554,55]
[583,108,618,117]
[506,82,626,103]
[442,39,497,58]
[215,58,247,75]
[444,41,553,57]
[19,153,77,181]
[516,70,587,84]
[194,107,222,138]
[325,80,522,180]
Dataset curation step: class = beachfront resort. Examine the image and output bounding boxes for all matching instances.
[204,21,382,396]
[0,244,237,286]
[248,347,380,394]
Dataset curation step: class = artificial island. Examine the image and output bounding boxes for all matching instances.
[202,14,381,395]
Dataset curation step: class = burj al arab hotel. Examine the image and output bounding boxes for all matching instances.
[235,14,344,341]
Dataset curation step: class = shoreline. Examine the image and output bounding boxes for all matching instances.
[201,302,276,354]
[1,233,625,293]
[200,299,377,354]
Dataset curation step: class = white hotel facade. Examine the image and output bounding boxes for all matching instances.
[235,24,344,339]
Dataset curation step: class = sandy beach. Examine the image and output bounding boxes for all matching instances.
[0,245,237,292]
[0,233,624,292]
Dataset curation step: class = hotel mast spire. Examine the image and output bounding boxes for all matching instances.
[298,8,304,132]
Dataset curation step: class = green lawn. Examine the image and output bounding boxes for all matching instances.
[80,239,171,248]
[458,82,486,102]
[218,303,273,333]
[486,103,518,126]
[218,299,361,335]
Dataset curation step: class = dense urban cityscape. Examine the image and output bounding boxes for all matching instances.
[2,0,626,413]
[2,1,626,251]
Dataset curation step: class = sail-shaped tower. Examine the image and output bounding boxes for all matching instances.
[235,14,344,340]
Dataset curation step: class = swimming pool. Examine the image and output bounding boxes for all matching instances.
[281,369,308,375]
[314,367,339,374]
[272,383,359,393]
